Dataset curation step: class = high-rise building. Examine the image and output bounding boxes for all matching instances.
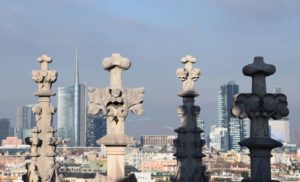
[209,125,228,151]
[218,81,239,128]
[57,51,86,147]
[86,113,106,147]
[218,81,248,150]
[269,86,290,143]
[0,118,10,145]
[16,107,24,139]
[242,118,250,139]
[269,118,290,143]
[16,105,35,141]
[229,118,241,151]
[229,118,250,151]
[218,81,238,150]
[197,119,205,139]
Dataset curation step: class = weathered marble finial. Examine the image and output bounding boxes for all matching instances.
[25,54,61,182]
[173,55,208,182]
[88,53,144,181]
[38,54,52,71]
[32,54,57,95]
[176,55,201,94]
[243,57,276,96]
[232,57,289,182]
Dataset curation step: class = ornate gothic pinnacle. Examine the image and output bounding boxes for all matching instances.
[173,55,208,182]
[25,54,61,182]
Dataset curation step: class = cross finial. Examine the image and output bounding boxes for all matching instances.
[37,54,52,72]
[102,53,131,89]
[243,57,276,96]
[176,55,201,93]
[32,55,57,94]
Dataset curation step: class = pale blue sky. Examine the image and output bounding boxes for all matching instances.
[0,1,299,140]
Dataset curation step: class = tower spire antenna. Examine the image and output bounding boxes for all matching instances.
[75,45,79,84]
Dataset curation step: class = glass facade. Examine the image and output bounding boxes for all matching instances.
[217,81,250,151]
[16,105,35,141]
[57,83,86,147]
[0,118,10,145]
[86,113,106,147]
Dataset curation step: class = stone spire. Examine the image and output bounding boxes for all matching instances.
[88,53,144,181]
[173,55,209,182]
[25,54,62,182]
[232,57,289,182]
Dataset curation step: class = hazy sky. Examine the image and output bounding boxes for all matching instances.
[0,1,299,140]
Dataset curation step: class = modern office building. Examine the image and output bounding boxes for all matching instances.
[242,118,250,139]
[218,81,239,128]
[218,81,249,150]
[269,118,290,143]
[86,113,106,147]
[57,52,86,147]
[197,119,205,139]
[16,105,35,141]
[269,86,290,143]
[0,118,10,145]
[209,125,228,151]
[229,118,250,151]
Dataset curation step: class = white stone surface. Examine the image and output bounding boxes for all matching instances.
[26,55,62,182]
[88,53,144,181]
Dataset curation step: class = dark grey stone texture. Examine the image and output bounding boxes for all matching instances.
[232,57,289,182]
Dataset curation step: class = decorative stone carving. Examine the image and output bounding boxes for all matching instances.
[176,55,201,94]
[25,55,62,182]
[88,53,144,181]
[28,162,41,182]
[173,55,208,182]
[47,136,61,157]
[25,132,41,157]
[232,57,289,182]
[32,55,57,95]
[32,105,42,123]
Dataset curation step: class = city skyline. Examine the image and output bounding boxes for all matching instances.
[0,1,299,141]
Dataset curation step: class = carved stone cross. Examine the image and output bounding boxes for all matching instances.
[32,55,57,94]
[89,54,144,141]
[176,55,201,94]
[232,57,289,137]
[102,53,131,89]
[38,54,52,72]
[232,57,289,182]
[88,53,144,181]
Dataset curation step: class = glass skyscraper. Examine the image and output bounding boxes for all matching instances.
[197,119,205,139]
[218,81,250,151]
[218,81,239,128]
[16,105,35,141]
[57,53,86,147]
[229,117,250,151]
[0,118,10,145]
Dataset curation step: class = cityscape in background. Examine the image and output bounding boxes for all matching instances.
[0,59,299,181]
